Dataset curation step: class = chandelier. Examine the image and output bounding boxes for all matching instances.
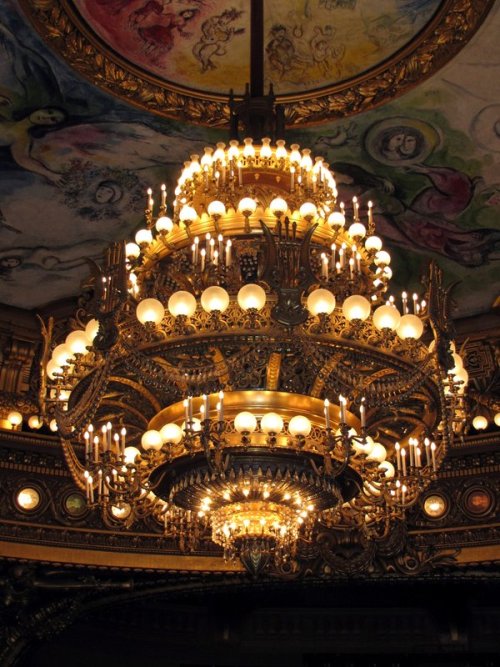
[41,99,468,573]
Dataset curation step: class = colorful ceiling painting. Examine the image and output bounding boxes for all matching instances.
[0,0,498,318]
[20,0,493,125]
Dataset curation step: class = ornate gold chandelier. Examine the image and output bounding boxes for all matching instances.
[41,104,468,573]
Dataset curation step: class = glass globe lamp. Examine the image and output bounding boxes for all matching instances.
[179,205,198,225]
[373,304,401,331]
[66,330,90,355]
[234,411,258,433]
[237,284,266,311]
[201,286,229,313]
[365,236,382,252]
[269,197,288,218]
[156,216,174,234]
[160,423,183,444]
[8,411,23,427]
[342,295,371,322]
[207,200,226,218]
[125,242,141,258]
[85,319,99,342]
[52,344,73,366]
[397,314,424,340]
[168,291,197,317]
[135,229,153,246]
[472,415,488,430]
[374,250,391,266]
[307,289,336,316]
[299,202,317,222]
[348,222,366,239]
[136,298,165,325]
[141,429,163,451]
[123,446,140,464]
[260,412,284,434]
[28,415,42,429]
[238,197,257,217]
[327,211,345,228]
[378,460,395,479]
[288,415,312,437]
[46,358,63,380]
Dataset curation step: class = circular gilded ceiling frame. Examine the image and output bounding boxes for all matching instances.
[21,0,495,128]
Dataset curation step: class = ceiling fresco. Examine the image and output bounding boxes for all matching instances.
[0,0,499,317]
[20,0,493,125]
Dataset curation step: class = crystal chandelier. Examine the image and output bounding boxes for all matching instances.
[41,102,468,573]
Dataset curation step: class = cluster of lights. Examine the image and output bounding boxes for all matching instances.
[37,132,474,570]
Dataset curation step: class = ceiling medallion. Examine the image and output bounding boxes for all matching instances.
[20,0,494,126]
[38,98,468,575]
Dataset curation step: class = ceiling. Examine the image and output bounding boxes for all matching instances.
[0,0,499,317]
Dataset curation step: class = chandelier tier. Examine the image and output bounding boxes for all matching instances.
[41,129,468,573]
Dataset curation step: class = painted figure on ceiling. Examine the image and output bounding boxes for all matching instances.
[129,3,199,60]
[192,8,244,73]
[330,118,500,267]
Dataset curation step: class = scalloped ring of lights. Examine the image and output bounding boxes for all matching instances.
[42,136,468,573]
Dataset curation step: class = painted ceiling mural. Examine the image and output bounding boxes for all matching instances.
[0,0,498,317]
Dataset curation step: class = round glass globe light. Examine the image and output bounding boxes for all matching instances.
[352,435,374,456]
[141,429,163,451]
[237,284,266,311]
[374,250,391,266]
[269,197,288,217]
[373,304,401,331]
[366,442,387,463]
[200,286,229,313]
[238,197,257,216]
[136,298,165,325]
[85,319,99,342]
[123,446,140,464]
[16,487,40,510]
[342,295,371,322]
[472,415,488,430]
[125,242,141,259]
[365,236,382,252]
[327,211,345,228]
[179,205,198,223]
[288,415,312,437]
[207,200,226,217]
[46,358,63,380]
[135,228,153,246]
[66,330,90,355]
[234,411,258,433]
[168,290,197,317]
[378,460,395,479]
[397,314,424,340]
[260,412,284,434]
[160,423,183,444]
[28,415,42,429]
[52,344,73,366]
[155,216,174,234]
[299,202,317,220]
[111,503,131,520]
[307,288,336,316]
[348,222,366,239]
[8,411,22,427]
[494,412,500,427]
[49,419,58,432]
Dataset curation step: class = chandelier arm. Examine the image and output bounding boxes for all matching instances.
[54,353,116,439]
[61,439,87,491]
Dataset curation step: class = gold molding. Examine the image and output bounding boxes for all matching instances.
[0,539,243,571]
[19,0,495,126]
